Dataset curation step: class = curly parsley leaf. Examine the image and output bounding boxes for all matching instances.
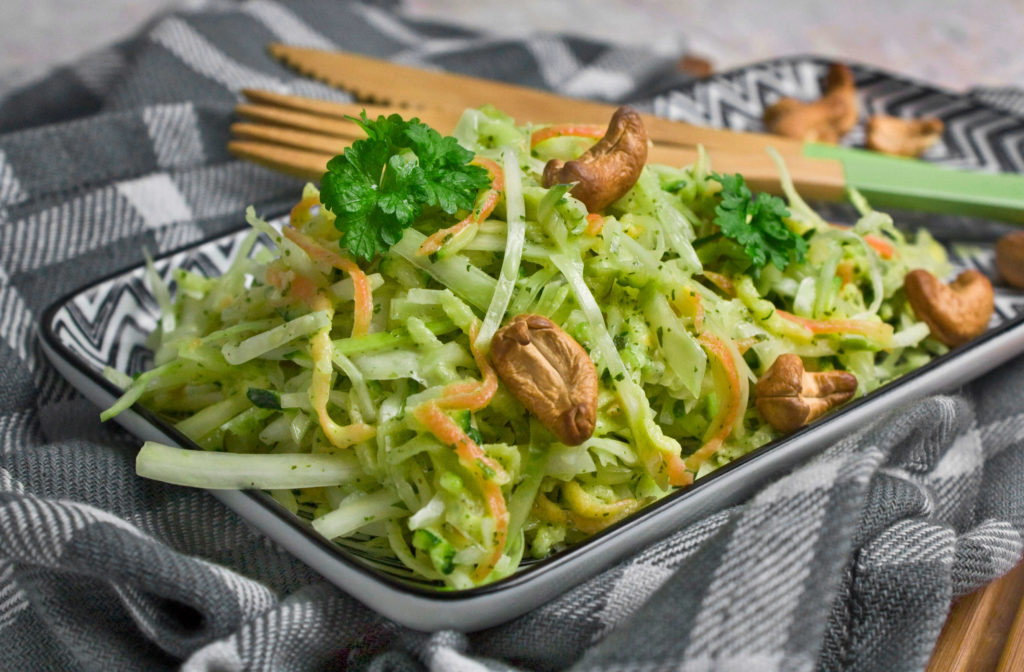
[711,172,806,271]
[320,112,492,260]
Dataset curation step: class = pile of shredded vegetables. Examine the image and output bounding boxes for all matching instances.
[104,106,950,588]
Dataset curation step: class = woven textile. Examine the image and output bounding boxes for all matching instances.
[2,2,1023,670]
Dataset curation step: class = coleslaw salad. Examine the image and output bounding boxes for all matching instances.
[103,105,950,589]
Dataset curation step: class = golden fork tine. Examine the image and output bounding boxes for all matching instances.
[238,87,817,159]
[241,89,463,133]
[242,88,388,117]
[230,122,351,155]
[235,103,366,139]
[227,139,332,181]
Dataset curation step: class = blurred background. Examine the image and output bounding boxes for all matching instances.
[1,0,1022,99]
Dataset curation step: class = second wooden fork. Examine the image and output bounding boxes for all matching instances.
[227,88,847,200]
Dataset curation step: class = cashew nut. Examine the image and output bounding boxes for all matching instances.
[490,314,598,445]
[995,231,1024,289]
[866,115,944,157]
[904,269,994,347]
[755,354,858,433]
[677,53,713,78]
[542,106,648,213]
[763,63,859,143]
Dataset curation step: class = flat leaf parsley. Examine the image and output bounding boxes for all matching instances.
[320,112,492,260]
[712,172,807,271]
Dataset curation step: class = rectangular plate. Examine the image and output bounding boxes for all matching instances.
[40,56,1024,631]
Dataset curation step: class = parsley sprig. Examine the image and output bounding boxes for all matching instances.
[320,112,492,260]
[711,172,807,271]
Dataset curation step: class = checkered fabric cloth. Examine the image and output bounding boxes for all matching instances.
[3,2,1024,670]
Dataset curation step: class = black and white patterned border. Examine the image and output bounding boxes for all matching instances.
[48,227,266,377]
[654,56,1024,173]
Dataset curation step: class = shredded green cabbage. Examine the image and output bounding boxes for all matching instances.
[104,106,951,588]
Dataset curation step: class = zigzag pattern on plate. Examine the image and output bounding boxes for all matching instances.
[653,57,1024,173]
[48,227,265,377]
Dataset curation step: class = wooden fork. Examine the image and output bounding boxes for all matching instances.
[228,88,847,200]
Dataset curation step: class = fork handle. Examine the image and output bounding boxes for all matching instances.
[808,143,1024,224]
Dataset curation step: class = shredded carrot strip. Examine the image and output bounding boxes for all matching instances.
[685,332,742,474]
[290,272,317,305]
[693,293,705,332]
[436,323,498,412]
[413,402,509,581]
[665,452,694,487]
[409,322,501,577]
[530,124,606,148]
[584,213,605,236]
[264,264,319,306]
[289,273,319,306]
[863,235,896,259]
[777,309,893,343]
[282,227,372,338]
[264,264,288,291]
[417,157,504,257]
[289,195,321,227]
[309,294,376,449]
[829,223,896,259]
[414,404,503,476]
[733,336,759,354]
[701,270,736,297]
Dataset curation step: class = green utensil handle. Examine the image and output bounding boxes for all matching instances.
[803,143,1024,224]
